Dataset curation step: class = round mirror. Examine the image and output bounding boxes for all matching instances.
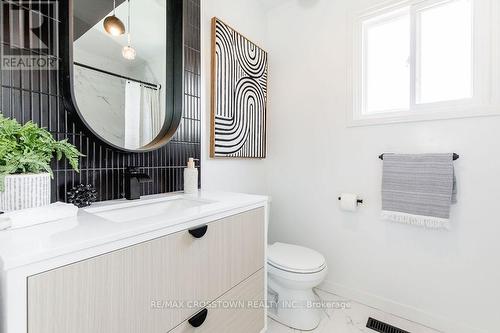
[62,0,183,152]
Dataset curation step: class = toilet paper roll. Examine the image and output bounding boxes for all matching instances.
[339,193,358,212]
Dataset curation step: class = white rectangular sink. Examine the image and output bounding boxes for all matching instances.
[85,196,213,223]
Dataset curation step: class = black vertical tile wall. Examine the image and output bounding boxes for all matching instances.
[0,0,201,202]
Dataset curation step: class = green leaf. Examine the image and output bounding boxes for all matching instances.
[0,115,83,191]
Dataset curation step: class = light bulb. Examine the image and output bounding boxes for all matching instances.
[122,45,136,60]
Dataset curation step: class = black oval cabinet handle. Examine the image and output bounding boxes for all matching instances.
[188,308,208,327]
[188,225,208,238]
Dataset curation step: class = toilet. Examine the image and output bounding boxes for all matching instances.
[267,242,328,331]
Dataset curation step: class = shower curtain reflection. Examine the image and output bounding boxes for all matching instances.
[124,81,163,149]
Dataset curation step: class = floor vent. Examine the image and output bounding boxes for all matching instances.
[366,317,410,333]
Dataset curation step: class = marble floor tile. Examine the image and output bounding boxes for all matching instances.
[266,289,442,333]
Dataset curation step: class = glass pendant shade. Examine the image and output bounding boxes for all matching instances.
[121,0,136,60]
[122,45,136,60]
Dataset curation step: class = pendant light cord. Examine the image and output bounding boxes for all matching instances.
[113,0,116,15]
[127,0,131,45]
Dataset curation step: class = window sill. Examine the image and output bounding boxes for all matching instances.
[347,105,500,127]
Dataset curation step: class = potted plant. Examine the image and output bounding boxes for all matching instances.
[0,115,83,211]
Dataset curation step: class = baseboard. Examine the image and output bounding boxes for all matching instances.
[318,279,485,333]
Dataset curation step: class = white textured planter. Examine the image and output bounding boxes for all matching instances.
[0,173,51,212]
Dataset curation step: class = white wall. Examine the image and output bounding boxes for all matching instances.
[264,1,500,333]
[200,0,269,194]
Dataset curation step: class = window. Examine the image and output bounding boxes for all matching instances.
[351,0,499,124]
[364,8,410,114]
[416,0,472,104]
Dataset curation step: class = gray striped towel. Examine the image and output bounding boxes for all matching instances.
[381,153,457,230]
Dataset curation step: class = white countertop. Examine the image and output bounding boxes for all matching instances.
[0,191,268,271]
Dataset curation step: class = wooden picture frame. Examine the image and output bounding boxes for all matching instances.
[210,17,268,159]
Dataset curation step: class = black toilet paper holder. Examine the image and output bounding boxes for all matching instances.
[337,196,363,205]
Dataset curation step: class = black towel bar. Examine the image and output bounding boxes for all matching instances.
[379,153,459,160]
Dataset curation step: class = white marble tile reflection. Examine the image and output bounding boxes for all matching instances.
[266,289,443,333]
[73,66,126,147]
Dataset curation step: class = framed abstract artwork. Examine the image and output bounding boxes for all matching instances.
[210,17,268,158]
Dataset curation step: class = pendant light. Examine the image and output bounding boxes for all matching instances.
[103,0,126,36]
[122,0,136,60]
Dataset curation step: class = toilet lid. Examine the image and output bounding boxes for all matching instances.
[267,242,326,273]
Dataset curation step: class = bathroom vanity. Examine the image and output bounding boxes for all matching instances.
[0,192,268,333]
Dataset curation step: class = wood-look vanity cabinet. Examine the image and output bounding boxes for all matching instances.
[27,208,265,333]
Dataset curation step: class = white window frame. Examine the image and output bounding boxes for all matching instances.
[349,0,500,126]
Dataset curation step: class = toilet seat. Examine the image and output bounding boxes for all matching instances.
[267,242,326,274]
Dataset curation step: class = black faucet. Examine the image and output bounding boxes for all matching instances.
[124,167,152,200]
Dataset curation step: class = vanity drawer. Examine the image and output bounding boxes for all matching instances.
[27,208,265,333]
[169,269,265,333]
